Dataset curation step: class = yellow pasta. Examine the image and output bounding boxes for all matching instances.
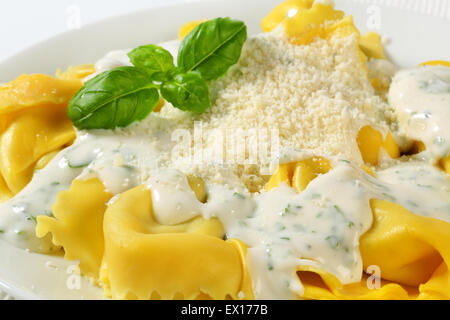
[357,126,400,166]
[359,32,385,60]
[439,156,450,174]
[36,179,254,300]
[36,178,112,279]
[261,0,390,72]
[186,175,208,203]
[56,64,96,81]
[178,20,208,40]
[0,74,81,115]
[0,105,75,193]
[270,3,353,45]
[0,66,95,201]
[266,159,450,300]
[102,185,251,300]
[420,60,450,67]
[261,0,314,33]
[0,0,447,302]
[0,175,13,204]
[361,200,450,297]
[291,157,332,192]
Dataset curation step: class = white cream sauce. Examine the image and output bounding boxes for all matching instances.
[147,169,204,225]
[389,65,450,159]
[214,160,450,299]
[141,157,450,299]
[85,40,181,82]
[377,161,450,222]
[2,135,449,299]
[1,46,450,300]
[0,115,177,252]
[231,165,375,300]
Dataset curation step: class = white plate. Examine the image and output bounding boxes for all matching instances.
[0,0,449,300]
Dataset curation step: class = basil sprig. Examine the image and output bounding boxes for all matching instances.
[128,44,174,81]
[178,17,247,80]
[67,67,159,130]
[161,71,210,113]
[67,17,247,130]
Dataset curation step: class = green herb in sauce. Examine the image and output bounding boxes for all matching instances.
[417,184,433,189]
[382,192,396,202]
[238,220,248,227]
[325,235,342,250]
[68,161,91,169]
[281,203,299,216]
[408,200,419,208]
[333,205,345,217]
[433,136,445,146]
[233,192,246,200]
[293,224,306,232]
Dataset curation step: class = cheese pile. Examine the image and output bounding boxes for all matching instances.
[157,23,393,192]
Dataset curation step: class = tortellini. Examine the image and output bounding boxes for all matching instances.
[0,70,92,201]
[101,185,252,300]
[36,178,112,278]
[267,159,450,300]
[261,0,370,68]
[36,179,254,300]
[261,0,355,44]
[356,126,400,166]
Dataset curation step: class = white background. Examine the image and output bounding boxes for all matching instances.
[0,0,190,62]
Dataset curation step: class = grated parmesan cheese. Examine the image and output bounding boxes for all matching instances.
[89,30,395,193]
[158,30,393,191]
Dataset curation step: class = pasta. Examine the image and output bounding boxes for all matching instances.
[37,178,254,300]
[0,74,81,199]
[36,178,112,278]
[267,160,450,299]
[0,0,449,300]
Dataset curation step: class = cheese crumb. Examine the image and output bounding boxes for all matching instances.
[170,32,391,191]
[138,31,393,192]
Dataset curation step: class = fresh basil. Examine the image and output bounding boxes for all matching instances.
[67,67,159,129]
[177,17,247,80]
[128,44,175,81]
[161,71,211,113]
[67,17,247,130]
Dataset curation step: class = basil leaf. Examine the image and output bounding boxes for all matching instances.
[67,66,159,129]
[177,17,247,80]
[128,44,175,81]
[161,71,211,113]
